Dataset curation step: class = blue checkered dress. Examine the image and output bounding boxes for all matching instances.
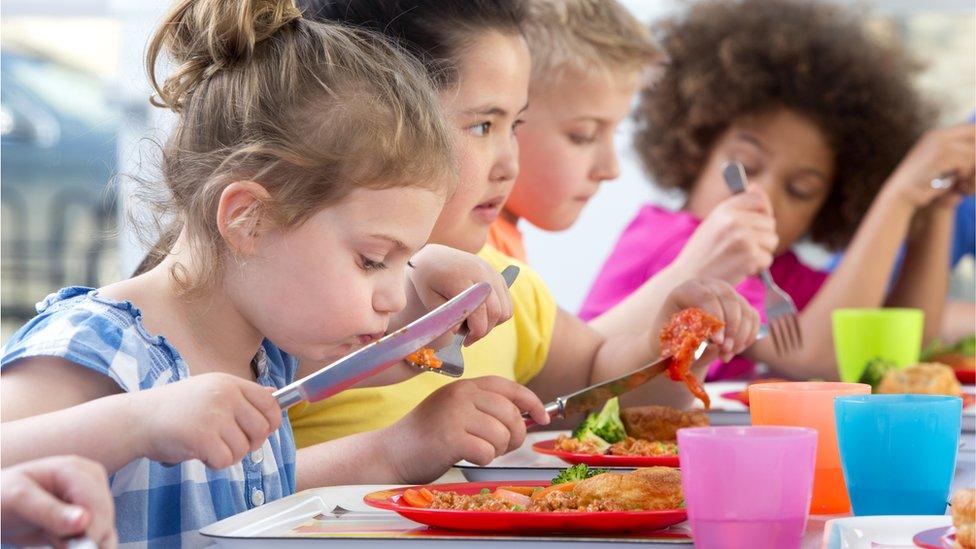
[2,287,297,548]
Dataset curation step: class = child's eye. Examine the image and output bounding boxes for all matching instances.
[511,119,525,134]
[787,182,816,201]
[569,133,597,145]
[469,122,492,136]
[359,255,387,271]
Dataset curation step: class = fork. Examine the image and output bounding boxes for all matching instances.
[411,265,520,378]
[721,161,803,356]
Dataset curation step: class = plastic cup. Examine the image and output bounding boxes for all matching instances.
[749,381,870,514]
[832,308,923,382]
[677,426,817,549]
[835,394,961,516]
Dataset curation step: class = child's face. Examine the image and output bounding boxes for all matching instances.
[687,109,836,253]
[508,70,639,230]
[429,31,531,253]
[237,186,444,364]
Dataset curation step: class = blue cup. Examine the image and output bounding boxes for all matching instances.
[834,394,961,516]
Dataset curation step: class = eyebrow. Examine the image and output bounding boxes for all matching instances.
[368,233,408,251]
[736,133,769,153]
[464,102,530,117]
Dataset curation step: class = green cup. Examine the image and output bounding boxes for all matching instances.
[832,308,924,382]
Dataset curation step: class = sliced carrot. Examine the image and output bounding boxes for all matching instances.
[496,485,536,497]
[402,488,432,508]
[418,487,434,503]
[492,488,532,507]
[530,481,578,502]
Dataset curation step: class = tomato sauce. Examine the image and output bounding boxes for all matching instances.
[659,308,723,409]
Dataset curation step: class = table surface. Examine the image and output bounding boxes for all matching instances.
[204,382,976,548]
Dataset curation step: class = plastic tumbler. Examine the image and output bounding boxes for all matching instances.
[749,381,870,514]
[677,426,817,549]
[832,308,923,382]
[835,394,961,515]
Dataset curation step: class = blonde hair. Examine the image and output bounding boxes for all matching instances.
[521,0,660,87]
[139,0,456,291]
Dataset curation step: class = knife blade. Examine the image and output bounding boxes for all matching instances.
[523,340,709,427]
[274,281,491,409]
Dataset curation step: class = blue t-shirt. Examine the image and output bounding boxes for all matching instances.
[1,287,298,548]
[952,195,975,266]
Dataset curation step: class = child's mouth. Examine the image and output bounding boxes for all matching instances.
[357,332,385,345]
[472,197,504,223]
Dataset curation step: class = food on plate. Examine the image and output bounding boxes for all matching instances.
[877,362,962,396]
[621,405,708,441]
[858,358,899,391]
[406,347,442,369]
[951,488,975,549]
[659,308,724,409]
[922,335,976,373]
[554,399,705,457]
[403,466,684,512]
[550,463,609,485]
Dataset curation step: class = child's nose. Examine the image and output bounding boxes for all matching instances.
[373,280,407,315]
[593,145,620,182]
[490,137,519,183]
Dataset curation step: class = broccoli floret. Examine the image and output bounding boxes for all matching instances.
[579,431,611,453]
[571,397,627,443]
[858,358,898,390]
[551,464,609,485]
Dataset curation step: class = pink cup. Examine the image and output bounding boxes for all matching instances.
[677,426,818,549]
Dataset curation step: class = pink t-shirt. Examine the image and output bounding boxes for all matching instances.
[580,204,828,380]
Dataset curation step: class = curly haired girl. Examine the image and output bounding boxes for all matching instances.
[581,0,975,380]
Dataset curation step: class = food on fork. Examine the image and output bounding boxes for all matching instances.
[401,465,683,512]
[951,488,975,549]
[406,347,442,369]
[659,308,724,409]
[554,399,706,457]
[877,362,962,396]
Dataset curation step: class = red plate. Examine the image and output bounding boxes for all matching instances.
[912,525,955,548]
[363,480,688,534]
[531,439,680,467]
[721,390,749,407]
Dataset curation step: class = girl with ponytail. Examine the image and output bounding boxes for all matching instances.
[0,0,529,544]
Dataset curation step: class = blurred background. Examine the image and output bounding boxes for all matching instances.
[1,0,974,340]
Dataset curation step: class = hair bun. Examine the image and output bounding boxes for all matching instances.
[147,0,302,112]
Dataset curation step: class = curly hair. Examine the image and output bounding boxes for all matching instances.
[634,0,934,249]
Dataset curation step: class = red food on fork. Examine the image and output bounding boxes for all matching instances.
[659,308,724,409]
[406,347,442,369]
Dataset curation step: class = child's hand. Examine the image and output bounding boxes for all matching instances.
[885,123,975,209]
[404,244,513,346]
[657,279,761,363]
[384,376,549,483]
[1,456,117,548]
[674,184,779,285]
[138,373,281,469]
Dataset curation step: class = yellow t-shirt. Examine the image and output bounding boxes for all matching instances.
[289,245,558,448]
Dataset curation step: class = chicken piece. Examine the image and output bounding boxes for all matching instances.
[621,405,708,442]
[952,488,975,549]
[574,467,683,511]
[877,363,962,397]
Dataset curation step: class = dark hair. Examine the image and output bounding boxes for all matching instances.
[300,0,525,87]
[635,0,933,250]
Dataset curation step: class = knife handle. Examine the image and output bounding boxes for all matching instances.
[523,400,563,428]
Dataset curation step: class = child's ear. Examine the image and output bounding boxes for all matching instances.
[216,180,272,256]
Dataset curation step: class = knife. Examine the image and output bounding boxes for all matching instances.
[523,341,709,427]
[274,281,492,409]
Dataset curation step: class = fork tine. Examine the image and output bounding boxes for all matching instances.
[790,313,803,350]
[769,317,785,356]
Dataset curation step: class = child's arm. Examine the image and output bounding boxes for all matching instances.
[296,376,549,488]
[747,124,975,378]
[2,359,281,473]
[589,188,776,337]
[528,279,759,411]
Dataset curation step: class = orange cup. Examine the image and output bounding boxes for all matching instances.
[749,381,871,514]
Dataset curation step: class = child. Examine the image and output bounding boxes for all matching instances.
[1,456,116,548]
[292,0,760,476]
[489,0,662,263]
[0,0,529,544]
[581,0,976,380]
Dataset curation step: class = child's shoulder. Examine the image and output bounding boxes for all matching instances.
[1,286,181,392]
